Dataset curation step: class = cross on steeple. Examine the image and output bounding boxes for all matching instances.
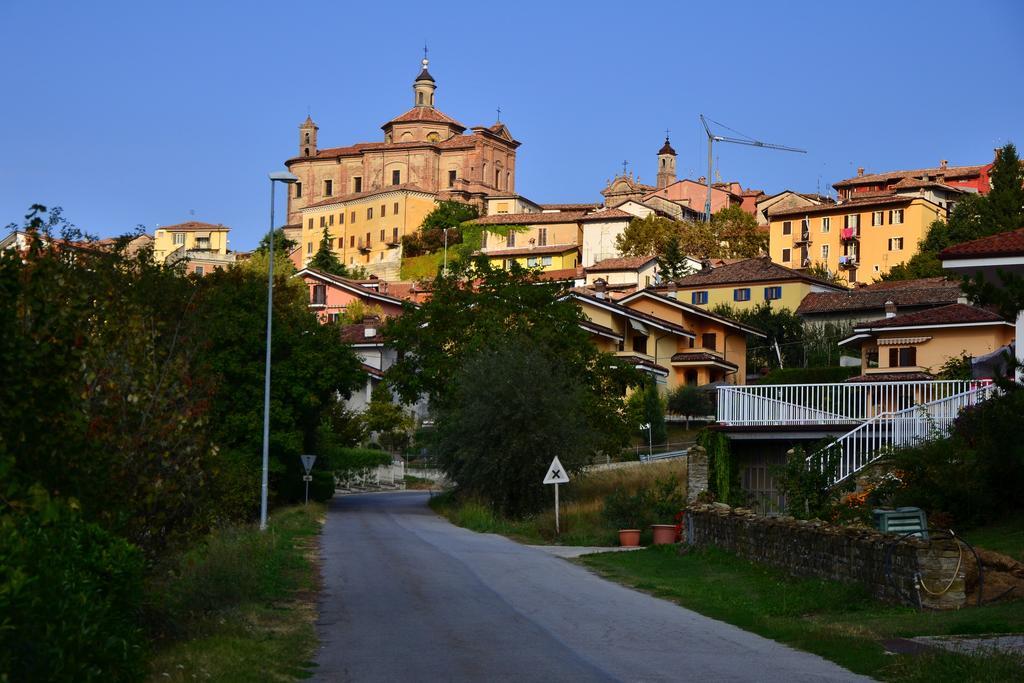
[496,105,501,122]
[423,43,428,60]
[665,128,671,138]
[622,160,629,176]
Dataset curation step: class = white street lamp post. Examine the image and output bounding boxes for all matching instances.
[261,170,299,531]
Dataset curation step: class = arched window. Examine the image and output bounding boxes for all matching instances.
[495,169,500,188]
[305,133,310,144]
[418,92,424,105]
[506,171,511,189]
[426,131,440,143]
[304,147,309,156]
[661,159,665,167]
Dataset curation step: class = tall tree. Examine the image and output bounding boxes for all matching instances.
[655,232,691,281]
[401,200,479,257]
[986,142,1024,233]
[709,205,768,258]
[308,226,348,276]
[615,215,679,258]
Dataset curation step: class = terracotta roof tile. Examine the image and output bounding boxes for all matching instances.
[535,267,584,282]
[569,289,695,337]
[770,194,921,218]
[471,211,587,226]
[539,203,603,211]
[796,277,961,315]
[383,107,466,130]
[834,164,989,188]
[158,221,230,232]
[845,371,935,383]
[617,355,669,375]
[670,352,738,369]
[940,227,1024,259]
[587,255,657,272]
[670,257,844,290]
[360,363,385,380]
[855,303,1005,330]
[578,208,634,222]
[578,319,621,338]
[481,244,579,258]
[340,322,385,344]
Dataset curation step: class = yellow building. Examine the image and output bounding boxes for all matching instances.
[768,195,945,283]
[297,186,436,279]
[619,288,764,386]
[663,257,846,313]
[153,221,231,264]
[840,303,1015,380]
[569,285,764,390]
[471,211,584,273]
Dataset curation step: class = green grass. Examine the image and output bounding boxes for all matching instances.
[580,545,1024,681]
[962,512,1024,562]
[146,505,324,682]
[400,252,443,280]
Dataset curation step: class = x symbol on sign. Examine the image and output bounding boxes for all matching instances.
[552,469,562,479]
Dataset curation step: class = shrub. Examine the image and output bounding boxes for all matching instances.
[602,488,651,530]
[771,442,851,520]
[666,385,713,427]
[756,366,860,384]
[0,475,145,682]
[648,475,686,522]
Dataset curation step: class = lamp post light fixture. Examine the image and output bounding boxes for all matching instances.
[640,422,653,461]
[260,170,299,531]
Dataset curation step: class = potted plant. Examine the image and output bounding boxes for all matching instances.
[602,488,650,546]
[649,475,685,545]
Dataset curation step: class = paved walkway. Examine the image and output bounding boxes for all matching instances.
[313,491,871,682]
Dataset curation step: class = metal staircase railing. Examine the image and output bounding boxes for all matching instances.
[808,381,996,484]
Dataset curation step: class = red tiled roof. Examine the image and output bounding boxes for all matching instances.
[940,227,1024,260]
[670,352,738,369]
[360,363,385,380]
[855,303,1005,330]
[796,277,961,315]
[834,163,989,188]
[578,319,621,339]
[471,211,587,226]
[481,244,579,258]
[770,194,922,218]
[569,289,695,337]
[891,177,967,193]
[618,355,670,375]
[288,135,478,164]
[670,257,844,290]
[301,184,435,210]
[158,221,229,232]
[540,203,602,211]
[578,208,634,222]
[535,267,584,282]
[383,107,466,130]
[340,322,385,344]
[846,371,935,383]
[587,255,657,272]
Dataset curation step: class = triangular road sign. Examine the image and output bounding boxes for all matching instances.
[543,456,569,485]
[301,454,317,473]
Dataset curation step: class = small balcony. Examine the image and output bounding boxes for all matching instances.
[793,231,811,245]
[838,255,858,268]
[358,239,371,253]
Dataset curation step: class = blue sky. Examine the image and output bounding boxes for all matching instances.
[2,0,1022,250]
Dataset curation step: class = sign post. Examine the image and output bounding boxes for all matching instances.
[543,456,570,535]
[300,454,317,504]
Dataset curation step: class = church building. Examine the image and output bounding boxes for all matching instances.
[284,55,521,278]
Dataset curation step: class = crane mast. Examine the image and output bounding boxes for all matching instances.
[700,115,807,222]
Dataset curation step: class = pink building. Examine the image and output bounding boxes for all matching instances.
[296,268,406,323]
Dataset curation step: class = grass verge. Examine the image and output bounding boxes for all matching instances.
[580,545,1024,681]
[963,512,1024,562]
[145,504,325,682]
[400,252,443,280]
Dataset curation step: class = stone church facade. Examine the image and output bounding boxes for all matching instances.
[284,57,521,229]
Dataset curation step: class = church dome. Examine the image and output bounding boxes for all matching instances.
[658,137,676,156]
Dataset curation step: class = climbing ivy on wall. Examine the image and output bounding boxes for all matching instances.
[697,429,739,505]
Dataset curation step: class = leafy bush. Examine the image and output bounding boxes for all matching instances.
[1,472,145,682]
[889,382,1024,525]
[696,429,740,505]
[327,447,393,472]
[602,488,651,530]
[648,475,686,522]
[771,443,851,519]
[666,385,713,427]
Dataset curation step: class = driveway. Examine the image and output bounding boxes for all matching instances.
[313,491,870,682]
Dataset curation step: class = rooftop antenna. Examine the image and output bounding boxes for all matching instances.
[700,114,806,221]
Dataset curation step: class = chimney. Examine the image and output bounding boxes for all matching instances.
[856,167,865,177]
[884,300,897,318]
[593,278,607,300]
[666,281,678,300]
[940,159,948,170]
[363,314,380,338]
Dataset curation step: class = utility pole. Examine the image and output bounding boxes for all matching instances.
[700,115,807,222]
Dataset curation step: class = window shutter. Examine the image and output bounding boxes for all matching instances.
[908,347,917,366]
[889,348,898,367]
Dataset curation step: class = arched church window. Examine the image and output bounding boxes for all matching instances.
[304,147,310,156]
[305,133,310,144]
[426,132,440,143]
[418,92,424,105]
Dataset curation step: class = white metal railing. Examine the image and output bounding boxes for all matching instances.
[716,380,988,427]
[809,382,997,484]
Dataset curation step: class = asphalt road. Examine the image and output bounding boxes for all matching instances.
[313,491,870,682]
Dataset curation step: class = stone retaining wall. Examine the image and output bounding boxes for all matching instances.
[685,504,966,609]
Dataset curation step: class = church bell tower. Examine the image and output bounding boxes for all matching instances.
[413,52,436,108]
[299,116,318,158]
[656,135,677,189]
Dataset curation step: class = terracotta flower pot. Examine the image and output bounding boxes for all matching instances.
[618,529,641,547]
[650,524,678,545]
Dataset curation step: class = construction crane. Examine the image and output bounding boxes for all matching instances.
[700,114,807,222]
